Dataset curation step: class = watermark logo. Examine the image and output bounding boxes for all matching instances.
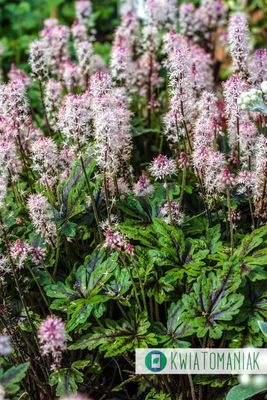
[145,351,167,372]
[136,348,267,375]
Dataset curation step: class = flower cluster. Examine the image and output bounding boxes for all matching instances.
[38,316,67,367]
[58,93,92,149]
[150,155,176,181]
[44,80,63,125]
[159,201,184,226]
[104,228,134,256]
[27,194,56,245]
[249,49,267,87]
[228,13,249,74]
[10,239,45,269]
[134,171,154,197]
[90,72,132,181]
[179,0,226,46]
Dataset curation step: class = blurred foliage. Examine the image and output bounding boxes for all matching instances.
[0,0,266,75]
[0,0,119,73]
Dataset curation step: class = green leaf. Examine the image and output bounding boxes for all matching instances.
[66,301,93,332]
[0,363,29,395]
[258,320,267,337]
[49,368,84,396]
[226,384,267,400]
[71,360,90,370]
[61,221,78,237]
[181,271,244,339]
[69,311,157,356]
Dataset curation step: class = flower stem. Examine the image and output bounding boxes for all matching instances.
[120,254,142,312]
[38,80,52,136]
[80,155,102,239]
[227,189,234,254]
[179,165,187,209]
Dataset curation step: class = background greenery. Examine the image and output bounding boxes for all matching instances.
[0,0,266,77]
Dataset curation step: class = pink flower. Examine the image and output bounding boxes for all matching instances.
[236,170,254,195]
[196,149,230,195]
[150,155,176,180]
[163,36,196,143]
[0,176,7,207]
[198,91,219,121]
[8,64,31,87]
[190,45,213,94]
[193,117,217,153]
[228,13,249,74]
[125,243,135,257]
[71,19,88,43]
[104,228,134,256]
[159,201,184,226]
[10,240,31,269]
[31,137,58,186]
[38,316,66,366]
[249,49,267,87]
[27,194,56,245]
[179,3,196,39]
[133,171,154,197]
[76,41,94,81]
[75,0,92,24]
[178,152,190,168]
[179,0,225,44]
[223,76,250,148]
[90,72,132,177]
[111,34,132,82]
[58,93,92,148]
[104,228,125,250]
[111,12,138,79]
[0,80,30,127]
[0,140,21,180]
[61,59,80,92]
[29,39,50,79]
[58,147,75,180]
[31,246,46,266]
[44,80,63,126]
[41,21,70,74]
[219,166,235,187]
[239,122,257,165]
[145,0,177,29]
[253,135,267,199]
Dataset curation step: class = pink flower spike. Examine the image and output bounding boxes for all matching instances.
[38,316,66,368]
[150,155,176,180]
[134,171,154,197]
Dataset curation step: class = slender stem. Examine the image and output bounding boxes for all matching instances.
[260,174,266,216]
[179,165,187,209]
[227,189,234,254]
[147,52,153,128]
[133,259,148,313]
[79,155,102,238]
[248,198,255,229]
[236,117,240,169]
[38,80,52,135]
[120,254,142,312]
[117,302,130,321]
[188,374,196,400]
[180,99,192,153]
[103,171,112,225]
[26,265,51,310]
[165,180,174,225]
